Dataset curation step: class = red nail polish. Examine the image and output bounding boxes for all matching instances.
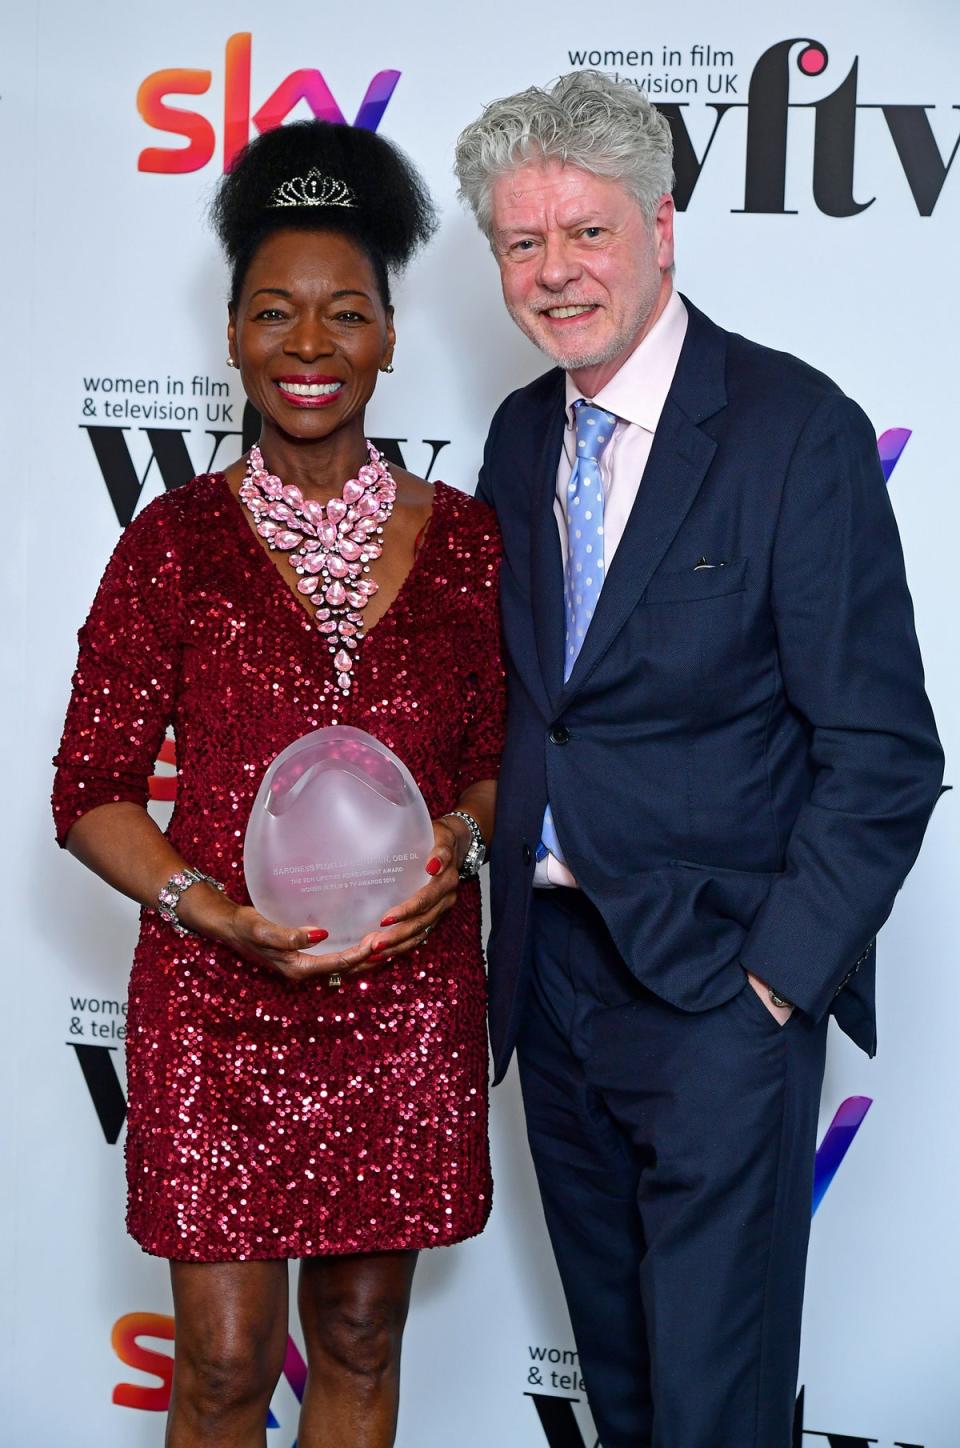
[368,953,387,963]
[426,858,442,876]
[306,928,328,943]
[380,915,398,927]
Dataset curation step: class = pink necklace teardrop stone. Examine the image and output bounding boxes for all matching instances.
[239,441,397,697]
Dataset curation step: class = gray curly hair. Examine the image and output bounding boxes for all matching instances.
[454,71,675,238]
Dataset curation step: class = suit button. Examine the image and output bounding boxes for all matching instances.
[548,725,571,745]
[522,843,532,865]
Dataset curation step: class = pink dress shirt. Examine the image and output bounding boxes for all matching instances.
[535,289,689,888]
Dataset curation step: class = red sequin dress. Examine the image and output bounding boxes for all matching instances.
[52,475,504,1262]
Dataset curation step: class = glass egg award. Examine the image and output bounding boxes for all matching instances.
[243,727,435,954]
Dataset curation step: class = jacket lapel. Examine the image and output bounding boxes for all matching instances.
[528,377,567,712]
[561,298,728,703]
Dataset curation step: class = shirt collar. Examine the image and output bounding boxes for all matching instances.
[564,289,688,433]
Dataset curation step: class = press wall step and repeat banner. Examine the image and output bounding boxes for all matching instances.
[2,2,957,1445]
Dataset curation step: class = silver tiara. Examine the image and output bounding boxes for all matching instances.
[268,168,358,210]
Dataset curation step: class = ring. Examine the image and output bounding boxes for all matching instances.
[328,971,342,989]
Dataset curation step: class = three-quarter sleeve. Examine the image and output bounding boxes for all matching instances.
[52,501,183,847]
[456,507,506,792]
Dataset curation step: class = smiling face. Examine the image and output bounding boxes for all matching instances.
[490,157,675,395]
[228,227,395,448]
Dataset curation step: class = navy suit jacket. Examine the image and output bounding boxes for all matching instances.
[476,298,944,1083]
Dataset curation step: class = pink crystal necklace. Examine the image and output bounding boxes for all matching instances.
[239,441,397,696]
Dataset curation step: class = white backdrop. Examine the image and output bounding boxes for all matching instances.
[2,3,957,1445]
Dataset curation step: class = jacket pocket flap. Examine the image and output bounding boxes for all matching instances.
[644,557,748,605]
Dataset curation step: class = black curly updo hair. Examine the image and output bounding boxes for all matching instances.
[211,120,437,310]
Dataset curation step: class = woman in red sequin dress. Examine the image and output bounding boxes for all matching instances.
[52,122,504,1448]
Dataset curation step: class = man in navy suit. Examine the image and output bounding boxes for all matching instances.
[455,72,944,1447]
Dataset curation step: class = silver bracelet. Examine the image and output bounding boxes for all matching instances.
[157,867,224,937]
[441,810,487,879]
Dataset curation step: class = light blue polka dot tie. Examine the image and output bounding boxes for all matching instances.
[539,400,617,866]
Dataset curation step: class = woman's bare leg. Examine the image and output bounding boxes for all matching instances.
[166,1259,288,1448]
[297,1250,418,1448]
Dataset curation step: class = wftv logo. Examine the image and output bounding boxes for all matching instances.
[657,37,959,215]
[79,416,910,534]
[73,1008,872,1204]
[523,1385,925,1448]
[136,32,399,174]
[82,407,452,528]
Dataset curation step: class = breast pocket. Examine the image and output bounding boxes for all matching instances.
[636,558,750,709]
[643,557,748,605]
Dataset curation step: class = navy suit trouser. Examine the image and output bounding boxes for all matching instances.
[516,889,829,1448]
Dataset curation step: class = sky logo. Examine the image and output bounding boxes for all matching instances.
[148,735,177,802]
[812,1095,873,1216]
[137,33,400,173]
[112,1313,307,1431]
[877,427,912,483]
